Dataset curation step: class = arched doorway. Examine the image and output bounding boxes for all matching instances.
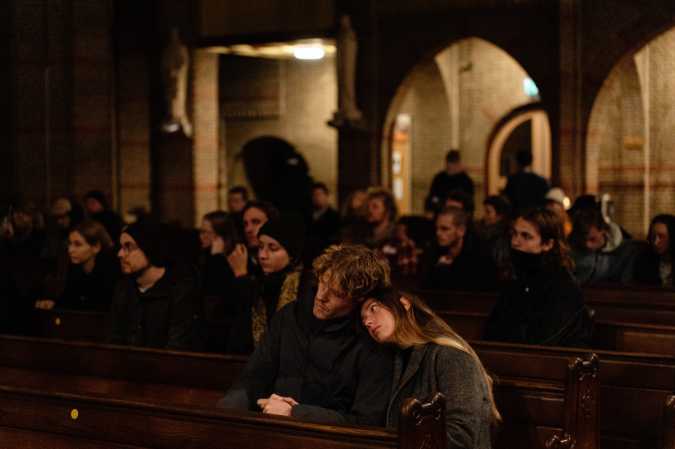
[486,105,551,195]
[382,37,545,215]
[586,25,675,237]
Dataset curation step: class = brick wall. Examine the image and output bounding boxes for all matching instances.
[222,55,338,204]
[391,37,535,214]
[587,26,675,237]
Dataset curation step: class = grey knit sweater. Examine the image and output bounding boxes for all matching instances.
[386,343,493,449]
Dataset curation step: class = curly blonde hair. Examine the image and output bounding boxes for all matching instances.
[313,244,391,300]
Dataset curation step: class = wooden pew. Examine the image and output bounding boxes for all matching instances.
[0,335,596,449]
[33,308,108,341]
[664,395,675,449]
[434,306,675,355]
[412,286,675,327]
[0,385,446,449]
[474,341,675,449]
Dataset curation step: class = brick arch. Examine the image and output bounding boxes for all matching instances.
[584,23,675,237]
[380,36,540,213]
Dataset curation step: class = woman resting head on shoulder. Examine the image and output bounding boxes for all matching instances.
[361,288,499,449]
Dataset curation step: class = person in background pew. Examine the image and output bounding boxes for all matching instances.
[339,188,370,244]
[226,215,305,354]
[35,220,120,311]
[218,244,393,426]
[476,195,512,282]
[226,201,280,281]
[108,222,200,350]
[418,207,493,291]
[633,214,675,288]
[361,288,498,449]
[198,210,240,352]
[365,188,398,249]
[569,208,639,285]
[199,210,239,298]
[484,208,592,347]
[83,190,125,243]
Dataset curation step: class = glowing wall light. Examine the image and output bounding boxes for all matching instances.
[293,44,325,60]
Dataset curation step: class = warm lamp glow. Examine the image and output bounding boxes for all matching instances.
[293,45,325,60]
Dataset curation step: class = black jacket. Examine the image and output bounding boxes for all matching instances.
[218,274,394,426]
[108,265,200,350]
[484,264,591,347]
[426,171,475,211]
[59,250,120,311]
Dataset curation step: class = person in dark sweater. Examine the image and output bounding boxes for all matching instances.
[226,215,305,354]
[305,182,341,264]
[418,207,492,290]
[484,208,591,347]
[108,222,200,350]
[633,214,675,288]
[361,288,498,449]
[35,220,120,312]
[503,150,549,214]
[218,244,393,426]
[426,149,475,215]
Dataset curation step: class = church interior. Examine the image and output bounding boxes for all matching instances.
[2,1,675,448]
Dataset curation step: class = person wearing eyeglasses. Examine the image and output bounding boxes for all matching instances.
[108,222,200,350]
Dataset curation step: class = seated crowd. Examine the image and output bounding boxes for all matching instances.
[0,155,673,446]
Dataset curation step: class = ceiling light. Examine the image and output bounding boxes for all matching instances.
[293,45,325,60]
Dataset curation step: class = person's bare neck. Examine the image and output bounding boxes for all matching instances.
[136,265,166,291]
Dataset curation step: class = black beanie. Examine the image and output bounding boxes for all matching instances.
[122,222,165,267]
[257,214,305,262]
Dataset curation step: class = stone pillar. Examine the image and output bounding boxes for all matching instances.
[558,0,584,198]
[191,49,220,226]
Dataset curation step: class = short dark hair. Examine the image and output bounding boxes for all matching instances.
[312,182,329,194]
[438,206,468,229]
[516,150,533,168]
[242,200,280,222]
[228,186,249,200]
[483,195,512,219]
[446,149,461,164]
[569,208,609,250]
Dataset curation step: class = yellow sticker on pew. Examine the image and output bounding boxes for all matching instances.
[70,409,78,420]
[55,317,61,326]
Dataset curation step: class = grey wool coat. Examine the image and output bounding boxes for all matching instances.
[386,343,493,449]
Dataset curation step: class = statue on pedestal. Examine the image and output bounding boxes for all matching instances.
[161,28,193,137]
[329,15,365,129]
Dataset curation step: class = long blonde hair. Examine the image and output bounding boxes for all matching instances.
[372,289,501,423]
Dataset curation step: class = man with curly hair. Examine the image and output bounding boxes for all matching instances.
[218,244,392,426]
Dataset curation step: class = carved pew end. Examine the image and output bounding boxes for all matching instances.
[399,392,446,449]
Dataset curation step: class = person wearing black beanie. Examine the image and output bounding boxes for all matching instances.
[108,222,199,350]
[226,214,305,354]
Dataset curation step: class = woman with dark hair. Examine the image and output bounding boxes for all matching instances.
[198,210,242,352]
[484,208,591,346]
[226,214,305,354]
[633,214,675,287]
[361,288,498,449]
[35,220,120,311]
[199,210,241,296]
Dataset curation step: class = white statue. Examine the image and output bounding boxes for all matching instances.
[330,15,363,127]
[161,28,192,137]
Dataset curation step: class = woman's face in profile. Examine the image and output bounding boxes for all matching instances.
[361,298,396,343]
[511,218,552,254]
